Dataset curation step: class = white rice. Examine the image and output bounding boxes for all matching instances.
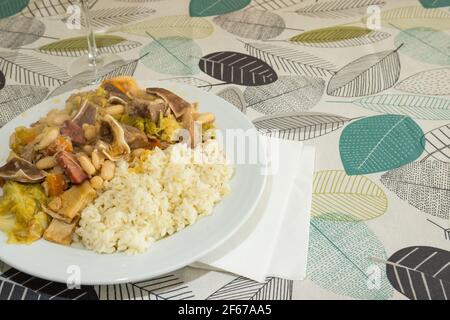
[75,140,233,254]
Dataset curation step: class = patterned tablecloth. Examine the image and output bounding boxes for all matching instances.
[0,0,449,300]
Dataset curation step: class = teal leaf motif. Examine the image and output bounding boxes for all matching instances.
[419,0,450,8]
[140,37,202,76]
[395,27,450,66]
[189,0,251,17]
[348,94,450,120]
[307,217,393,299]
[339,115,424,175]
[0,0,29,19]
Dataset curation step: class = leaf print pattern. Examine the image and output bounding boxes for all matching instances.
[140,37,202,76]
[288,26,391,48]
[21,0,98,18]
[395,68,450,95]
[363,6,450,30]
[217,86,247,113]
[199,51,277,86]
[380,160,450,220]
[339,115,424,175]
[243,75,324,114]
[395,27,450,66]
[296,0,386,18]
[344,94,450,120]
[419,0,450,8]
[81,7,155,29]
[38,35,141,57]
[421,124,450,162]
[253,112,351,141]
[0,71,4,90]
[0,51,70,87]
[213,9,286,40]
[108,15,214,39]
[327,47,401,97]
[0,0,29,19]
[0,16,46,48]
[0,85,49,127]
[161,77,213,91]
[206,277,292,300]
[384,246,450,300]
[312,170,388,221]
[248,0,306,10]
[190,0,251,17]
[242,41,336,77]
[307,217,393,299]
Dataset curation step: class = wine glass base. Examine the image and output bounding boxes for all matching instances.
[68,53,122,77]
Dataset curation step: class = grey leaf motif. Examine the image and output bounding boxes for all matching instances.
[242,41,336,77]
[1,268,98,300]
[161,76,212,91]
[384,246,450,300]
[249,0,306,10]
[327,47,401,97]
[253,112,352,141]
[217,86,247,113]
[244,75,324,115]
[21,0,98,18]
[0,16,45,48]
[49,59,138,98]
[0,85,49,127]
[199,51,278,86]
[95,274,194,300]
[296,0,386,18]
[206,277,292,300]
[81,7,156,29]
[0,51,70,87]
[345,94,450,120]
[421,124,450,163]
[380,160,450,220]
[396,68,450,96]
[213,9,286,40]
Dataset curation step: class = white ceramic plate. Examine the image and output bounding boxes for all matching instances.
[0,81,266,285]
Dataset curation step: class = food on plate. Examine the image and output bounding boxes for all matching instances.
[0,77,232,254]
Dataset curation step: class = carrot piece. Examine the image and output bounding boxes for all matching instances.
[47,136,73,155]
[45,173,65,197]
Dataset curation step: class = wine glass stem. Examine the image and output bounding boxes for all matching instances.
[81,0,98,67]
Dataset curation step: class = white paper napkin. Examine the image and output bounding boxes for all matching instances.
[191,138,315,282]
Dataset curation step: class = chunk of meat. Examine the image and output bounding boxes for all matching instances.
[43,216,80,246]
[60,120,86,145]
[72,100,97,127]
[45,181,96,224]
[146,87,191,119]
[55,151,88,184]
[0,156,46,183]
[127,98,166,122]
[122,124,149,149]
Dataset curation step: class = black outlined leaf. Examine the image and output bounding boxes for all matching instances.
[396,68,450,95]
[249,0,306,10]
[0,51,70,87]
[242,41,336,77]
[0,16,46,48]
[206,277,292,300]
[244,75,324,114]
[49,58,138,97]
[95,274,194,300]
[21,0,98,18]
[253,112,352,141]
[421,124,450,163]
[108,15,213,39]
[0,85,49,127]
[327,47,401,97]
[296,0,386,18]
[380,160,450,220]
[217,86,247,113]
[162,76,212,91]
[213,9,286,40]
[81,6,155,29]
[384,246,450,300]
[1,268,98,300]
[199,51,277,86]
[38,35,141,57]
